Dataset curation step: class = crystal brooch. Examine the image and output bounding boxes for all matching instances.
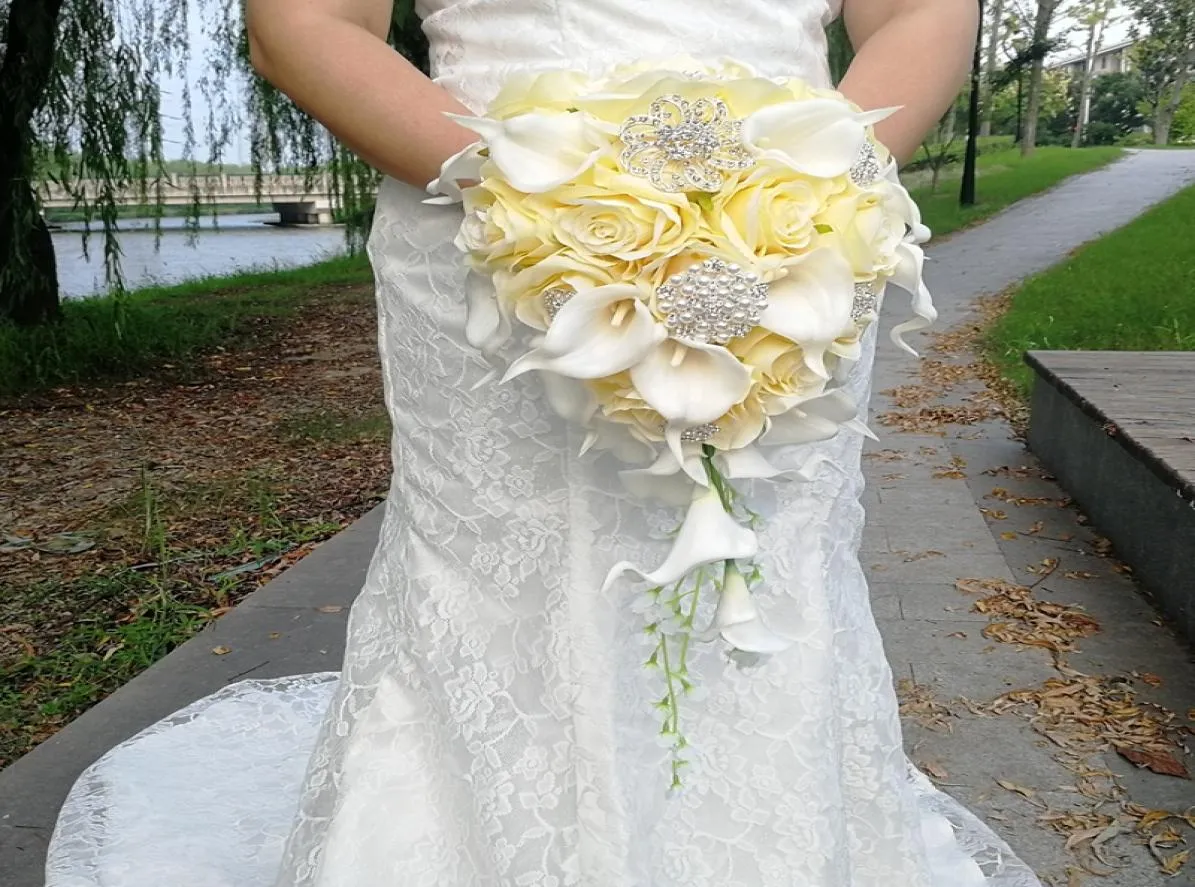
[620,95,755,193]
[849,141,882,187]
[654,257,767,346]
[543,286,574,320]
[851,280,879,320]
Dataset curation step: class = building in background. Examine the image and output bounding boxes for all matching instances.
[1050,38,1136,78]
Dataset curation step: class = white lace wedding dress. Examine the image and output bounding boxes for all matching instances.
[45,2,1044,886]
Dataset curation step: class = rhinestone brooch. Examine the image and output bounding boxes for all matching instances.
[852,281,879,320]
[620,95,755,193]
[655,257,768,346]
[849,141,882,187]
[543,286,574,320]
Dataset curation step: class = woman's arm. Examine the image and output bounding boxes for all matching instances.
[245,0,477,187]
[837,0,979,164]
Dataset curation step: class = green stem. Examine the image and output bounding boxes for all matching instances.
[675,565,705,681]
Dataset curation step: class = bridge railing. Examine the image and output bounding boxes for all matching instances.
[38,173,336,205]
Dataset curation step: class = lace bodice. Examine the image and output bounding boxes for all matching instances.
[419,0,844,110]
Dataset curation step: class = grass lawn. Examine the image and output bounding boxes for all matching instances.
[910,146,1125,237]
[0,252,372,398]
[985,181,1195,394]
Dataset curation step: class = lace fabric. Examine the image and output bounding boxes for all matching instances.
[46,2,1043,885]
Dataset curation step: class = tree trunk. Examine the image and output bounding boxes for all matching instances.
[1021,0,1059,157]
[1071,20,1101,147]
[0,0,66,327]
[980,0,1005,137]
[1021,56,1046,155]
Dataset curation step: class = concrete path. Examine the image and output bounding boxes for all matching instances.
[866,148,1195,886]
[3,149,1195,887]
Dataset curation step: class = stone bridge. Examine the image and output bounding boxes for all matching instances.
[39,173,338,225]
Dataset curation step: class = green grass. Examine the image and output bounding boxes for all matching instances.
[0,574,213,764]
[0,252,372,398]
[0,469,345,766]
[911,146,1125,237]
[985,182,1195,394]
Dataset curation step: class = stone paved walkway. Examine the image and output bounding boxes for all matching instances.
[3,149,1195,887]
[866,148,1195,886]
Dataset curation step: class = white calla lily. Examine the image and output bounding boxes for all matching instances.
[764,388,862,445]
[888,242,937,357]
[464,271,512,354]
[447,112,609,193]
[741,99,899,178]
[631,339,753,426]
[504,284,665,381]
[697,562,792,653]
[601,484,758,592]
[759,249,857,379]
[425,141,485,205]
[620,448,703,506]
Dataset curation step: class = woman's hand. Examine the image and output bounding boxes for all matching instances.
[245,0,478,188]
[838,0,979,165]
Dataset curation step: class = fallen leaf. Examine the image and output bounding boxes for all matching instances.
[923,761,949,780]
[1160,849,1189,876]
[947,631,968,639]
[1000,531,1018,541]
[211,645,232,656]
[317,605,345,614]
[996,778,1037,800]
[1116,745,1190,779]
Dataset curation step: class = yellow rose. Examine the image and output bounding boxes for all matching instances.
[491,253,616,330]
[488,69,590,120]
[729,328,829,413]
[587,371,668,442]
[715,168,838,258]
[707,392,767,450]
[548,166,701,264]
[462,177,558,268]
[812,182,908,276]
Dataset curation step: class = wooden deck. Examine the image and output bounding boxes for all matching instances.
[1025,350,1195,642]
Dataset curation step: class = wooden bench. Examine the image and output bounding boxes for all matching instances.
[1024,351,1195,643]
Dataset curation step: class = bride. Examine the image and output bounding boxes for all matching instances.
[45,1,1045,886]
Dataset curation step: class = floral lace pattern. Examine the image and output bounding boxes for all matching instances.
[46,2,1043,886]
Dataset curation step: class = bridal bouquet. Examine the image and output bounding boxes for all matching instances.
[429,58,935,785]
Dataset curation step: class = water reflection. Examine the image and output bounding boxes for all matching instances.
[52,213,349,300]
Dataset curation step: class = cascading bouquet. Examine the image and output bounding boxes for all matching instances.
[429,57,935,785]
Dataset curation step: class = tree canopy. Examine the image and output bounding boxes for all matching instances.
[1127,0,1195,144]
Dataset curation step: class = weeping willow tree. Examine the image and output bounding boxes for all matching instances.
[0,0,428,328]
